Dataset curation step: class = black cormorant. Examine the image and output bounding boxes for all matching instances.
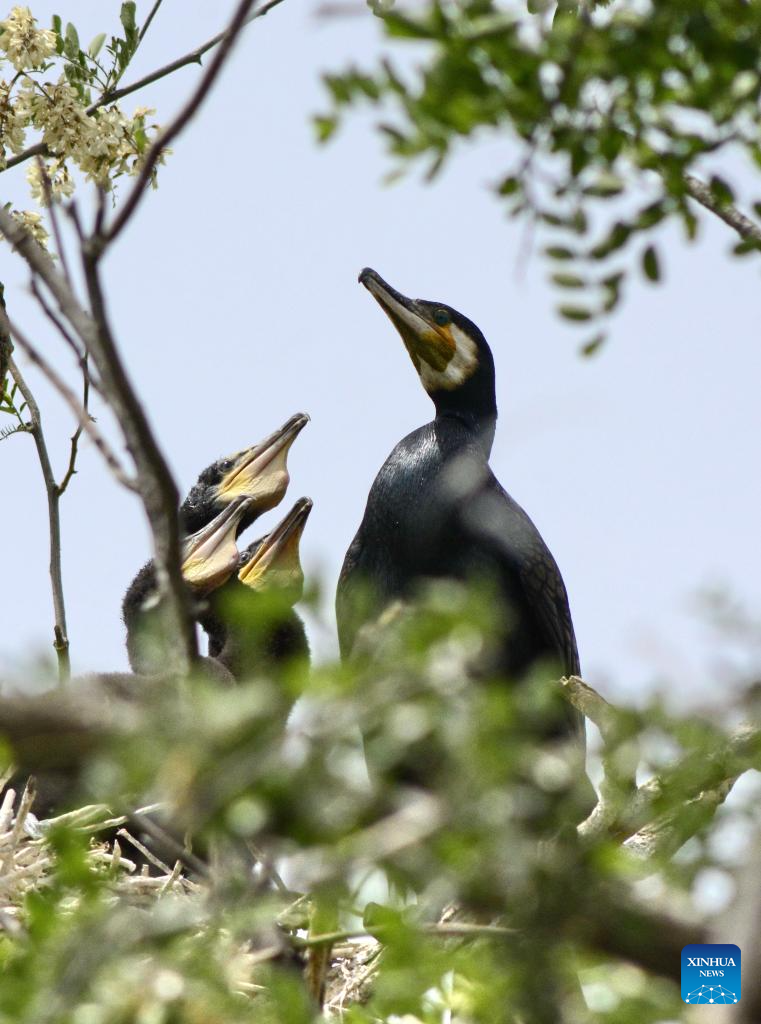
[337,268,583,743]
[123,496,255,677]
[180,413,309,536]
[200,497,312,680]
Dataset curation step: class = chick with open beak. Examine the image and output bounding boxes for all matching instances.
[180,413,309,536]
[200,498,313,681]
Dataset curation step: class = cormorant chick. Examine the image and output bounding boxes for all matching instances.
[123,496,255,677]
[337,269,583,744]
[180,413,309,536]
[200,497,312,680]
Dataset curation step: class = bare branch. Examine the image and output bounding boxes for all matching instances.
[0,207,195,675]
[562,674,620,740]
[624,776,737,861]
[5,314,136,491]
[3,347,70,682]
[104,0,266,246]
[102,0,286,106]
[138,0,165,45]
[567,676,761,854]
[684,173,761,247]
[36,157,74,287]
[30,277,86,364]
[56,354,89,495]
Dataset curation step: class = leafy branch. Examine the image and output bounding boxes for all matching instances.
[319,0,761,351]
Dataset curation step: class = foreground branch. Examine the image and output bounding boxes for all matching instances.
[0,207,195,675]
[564,676,761,855]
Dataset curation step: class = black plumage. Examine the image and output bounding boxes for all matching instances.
[198,498,312,681]
[337,269,583,741]
[122,497,254,679]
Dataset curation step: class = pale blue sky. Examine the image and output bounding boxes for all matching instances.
[2,1,760,707]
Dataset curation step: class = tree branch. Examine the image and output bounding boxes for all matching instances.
[102,0,286,107]
[0,207,195,675]
[56,355,90,496]
[2,0,286,176]
[4,315,136,491]
[684,174,761,247]
[103,0,267,245]
[564,677,761,854]
[3,348,70,683]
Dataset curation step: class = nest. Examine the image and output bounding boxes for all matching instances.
[0,775,384,1017]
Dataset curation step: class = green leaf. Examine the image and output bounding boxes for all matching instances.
[642,245,660,282]
[583,173,624,198]
[580,332,606,357]
[52,14,62,34]
[120,1,137,34]
[732,238,761,256]
[497,175,520,196]
[709,175,735,206]
[362,902,407,941]
[314,115,338,143]
[88,32,106,59]
[558,305,593,322]
[64,21,80,59]
[551,273,585,289]
[589,221,632,260]
[544,246,576,260]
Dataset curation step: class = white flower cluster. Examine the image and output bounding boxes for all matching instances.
[0,6,167,248]
[0,5,55,71]
[18,78,161,188]
[11,207,48,248]
[26,157,73,204]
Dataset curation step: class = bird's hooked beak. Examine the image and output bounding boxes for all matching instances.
[359,267,456,375]
[237,497,313,598]
[215,412,309,510]
[181,496,254,594]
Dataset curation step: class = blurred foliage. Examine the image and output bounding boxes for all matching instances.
[319,0,761,350]
[1,581,759,1022]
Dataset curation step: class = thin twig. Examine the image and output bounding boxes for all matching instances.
[56,354,90,496]
[3,347,70,682]
[127,812,210,879]
[4,314,136,492]
[30,277,86,363]
[104,0,267,245]
[138,0,165,45]
[295,922,517,948]
[35,157,74,287]
[101,0,285,106]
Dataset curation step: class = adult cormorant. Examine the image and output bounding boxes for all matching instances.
[337,268,583,742]
[180,412,309,536]
[200,497,312,680]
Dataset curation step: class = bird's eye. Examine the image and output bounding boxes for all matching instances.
[433,309,450,326]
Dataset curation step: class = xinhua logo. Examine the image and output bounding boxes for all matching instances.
[682,944,741,1004]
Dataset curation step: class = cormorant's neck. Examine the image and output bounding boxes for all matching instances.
[430,377,497,457]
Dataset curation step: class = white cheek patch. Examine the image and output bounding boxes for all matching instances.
[419,323,479,392]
